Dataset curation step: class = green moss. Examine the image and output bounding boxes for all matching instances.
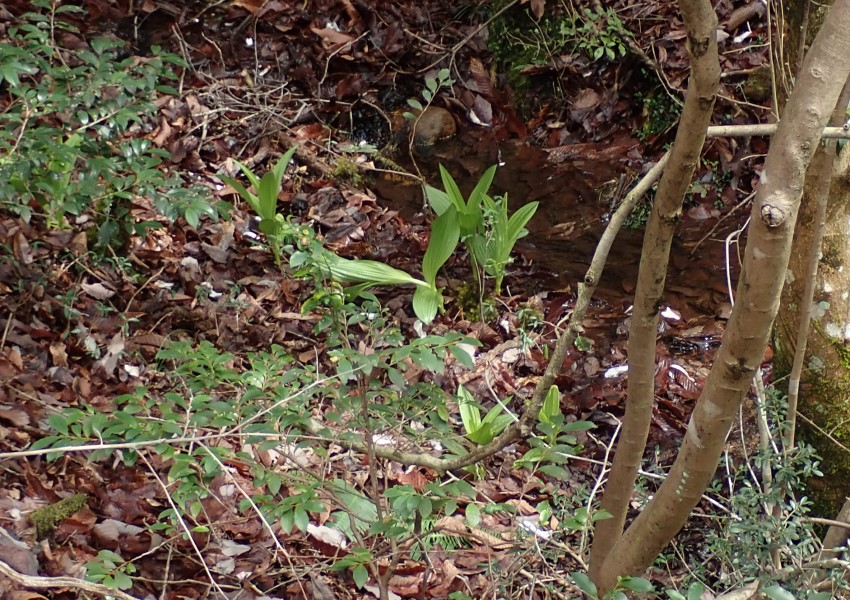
[821,237,844,270]
[455,280,497,322]
[331,157,364,188]
[797,327,850,518]
[30,493,88,539]
[624,198,653,230]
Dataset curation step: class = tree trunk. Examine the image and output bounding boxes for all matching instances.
[591,0,850,591]
[776,0,850,522]
[776,136,850,516]
[588,0,719,581]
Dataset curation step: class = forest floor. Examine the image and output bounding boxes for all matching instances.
[0,0,777,598]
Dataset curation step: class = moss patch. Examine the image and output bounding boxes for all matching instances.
[30,493,88,539]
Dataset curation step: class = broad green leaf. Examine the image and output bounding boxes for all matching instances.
[220,175,260,214]
[574,335,593,352]
[571,572,597,597]
[113,571,134,590]
[466,165,497,213]
[764,586,794,600]
[407,98,423,110]
[425,184,452,215]
[458,208,483,236]
[481,403,510,430]
[540,385,561,425]
[466,235,487,271]
[486,412,513,437]
[233,159,261,193]
[422,206,460,285]
[258,170,279,221]
[418,497,432,519]
[412,286,442,323]
[294,506,309,532]
[438,164,465,212]
[458,385,482,435]
[271,146,297,188]
[506,201,539,244]
[564,420,596,432]
[666,592,686,600]
[465,503,481,527]
[686,583,705,600]
[167,454,194,482]
[620,577,654,593]
[331,479,378,528]
[593,509,613,522]
[520,447,545,463]
[449,343,476,369]
[539,464,569,479]
[467,423,494,444]
[322,254,425,287]
[352,564,368,588]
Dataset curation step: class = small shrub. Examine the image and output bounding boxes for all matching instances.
[0,2,224,249]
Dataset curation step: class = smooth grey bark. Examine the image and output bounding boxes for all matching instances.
[593,0,850,591]
[588,0,720,582]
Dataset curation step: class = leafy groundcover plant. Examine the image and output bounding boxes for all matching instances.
[0,2,224,248]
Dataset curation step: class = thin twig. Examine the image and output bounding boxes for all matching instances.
[196,446,309,599]
[0,559,140,600]
[138,453,228,599]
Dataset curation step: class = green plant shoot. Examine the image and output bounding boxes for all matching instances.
[220,146,298,264]
[469,194,538,294]
[458,384,514,445]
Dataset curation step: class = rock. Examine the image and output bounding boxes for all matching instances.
[412,106,456,147]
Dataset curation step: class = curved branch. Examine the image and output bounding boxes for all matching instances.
[0,559,140,600]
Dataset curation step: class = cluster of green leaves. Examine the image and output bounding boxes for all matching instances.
[572,572,686,600]
[0,2,223,248]
[33,339,315,495]
[635,84,682,142]
[689,388,838,598]
[221,148,448,321]
[426,164,539,295]
[226,147,535,323]
[86,549,137,591]
[559,7,631,62]
[515,386,594,479]
[403,68,454,121]
[490,5,631,73]
[313,297,480,452]
[220,147,298,265]
[34,295,510,589]
[458,383,514,444]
